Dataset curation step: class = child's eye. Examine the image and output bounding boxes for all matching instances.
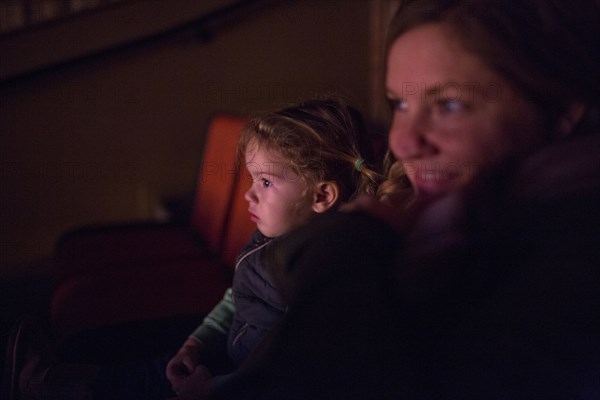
[388,98,408,112]
[261,178,272,188]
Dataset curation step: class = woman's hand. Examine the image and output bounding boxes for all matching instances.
[166,338,204,395]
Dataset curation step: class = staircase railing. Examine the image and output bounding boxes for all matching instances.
[0,0,288,84]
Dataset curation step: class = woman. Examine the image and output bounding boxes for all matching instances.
[210,1,600,399]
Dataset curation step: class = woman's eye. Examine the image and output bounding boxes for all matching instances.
[388,98,408,111]
[439,99,464,113]
[261,178,271,188]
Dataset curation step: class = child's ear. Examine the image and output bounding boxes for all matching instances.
[312,182,340,213]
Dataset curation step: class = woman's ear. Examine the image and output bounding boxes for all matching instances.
[312,182,340,213]
[559,102,586,137]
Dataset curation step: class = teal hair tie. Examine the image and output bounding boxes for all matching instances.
[355,158,365,172]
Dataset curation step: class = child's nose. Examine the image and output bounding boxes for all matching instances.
[244,187,256,203]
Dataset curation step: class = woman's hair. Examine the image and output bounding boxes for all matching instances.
[385,0,599,136]
[238,97,381,203]
[376,150,413,207]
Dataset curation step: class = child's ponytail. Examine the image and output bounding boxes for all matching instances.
[352,157,382,199]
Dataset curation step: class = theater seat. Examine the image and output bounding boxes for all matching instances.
[51,114,256,342]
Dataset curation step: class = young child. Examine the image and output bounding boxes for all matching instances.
[1,98,380,400]
[167,97,381,397]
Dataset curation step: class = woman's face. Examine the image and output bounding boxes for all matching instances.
[386,23,546,197]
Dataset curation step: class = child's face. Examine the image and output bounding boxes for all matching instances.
[244,141,315,238]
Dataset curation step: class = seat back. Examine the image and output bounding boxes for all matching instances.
[191,114,247,253]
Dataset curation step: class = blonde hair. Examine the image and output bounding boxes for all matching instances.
[376,150,414,208]
[238,97,381,203]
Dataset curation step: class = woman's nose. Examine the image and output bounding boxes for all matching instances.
[388,113,430,161]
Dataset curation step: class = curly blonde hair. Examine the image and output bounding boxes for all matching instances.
[238,97,381,203]
[376,150,414,208]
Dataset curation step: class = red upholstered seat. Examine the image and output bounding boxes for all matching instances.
[54,114,246,278]
[51,114,255,341]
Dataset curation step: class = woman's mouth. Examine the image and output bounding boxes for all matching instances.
[409,166,460,197]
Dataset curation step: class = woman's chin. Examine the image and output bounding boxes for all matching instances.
[411,176,461,199]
